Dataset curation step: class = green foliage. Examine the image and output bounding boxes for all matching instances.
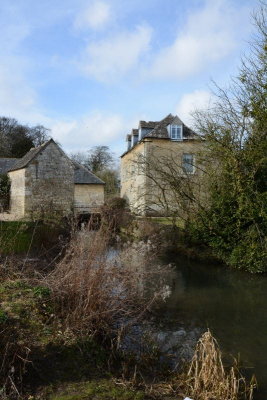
[101,197,131,235]
[49,379,144,400]
[0,116,50,158]
[33,286,51,298]
[0,173,10,210]
[191,6,267,273]
[0,309,8,323]
[0,221,34,254]
[97,168,120,198]
[70,146,119,198]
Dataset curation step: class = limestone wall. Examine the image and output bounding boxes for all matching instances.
[8,169,26,217]
[24,141,74,217]
[74,184,104,213]
[120,141,148,215]
[120,138,205,216]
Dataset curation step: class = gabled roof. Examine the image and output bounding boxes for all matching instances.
[8,139,55,172]
[144,114,196,139]
[121,114,199,157]
[143,114,175,139]
[0,158,19,175]
[3,139,105,185]
[73,161,105,185]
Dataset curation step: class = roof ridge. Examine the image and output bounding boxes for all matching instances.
[8,139,56,172]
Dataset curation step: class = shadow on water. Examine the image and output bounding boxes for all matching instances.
[157,254,267,399]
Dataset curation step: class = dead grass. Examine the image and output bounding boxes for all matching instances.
[180,330,256,400]
[46,226,171,341]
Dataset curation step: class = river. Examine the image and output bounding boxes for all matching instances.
[155,254,267,399]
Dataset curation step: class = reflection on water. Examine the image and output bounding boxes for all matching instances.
[157,254,267,399]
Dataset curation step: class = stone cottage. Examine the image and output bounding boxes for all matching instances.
[120,114,205,216]
[0,139,105,219]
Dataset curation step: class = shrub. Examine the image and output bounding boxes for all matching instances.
[0,174,11,211]
[101,197,132,235]
[46,227,171,340]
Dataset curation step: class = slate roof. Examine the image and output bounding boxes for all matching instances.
[144,114,196,139]
[0,140,105,186]
[8,139,54,172]
[139,121,157,129]
[0,158,19,174]
[73,161,105,185]
[121,114,198,157]
[143,114,175,139]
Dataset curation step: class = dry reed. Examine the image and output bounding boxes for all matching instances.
[182,330,256,400]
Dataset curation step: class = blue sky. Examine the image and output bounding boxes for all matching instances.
[0,0,259,157]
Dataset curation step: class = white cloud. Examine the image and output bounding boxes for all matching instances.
[150,0,250,79]
[0,62,36,119]
[79,24,152,82]
[176,90,213,125]
[51,111,127,153]
[0,14,44,124]
[74,1,111,30]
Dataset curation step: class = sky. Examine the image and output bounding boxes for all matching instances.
[0,0,259,158]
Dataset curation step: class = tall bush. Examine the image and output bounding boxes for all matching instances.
[192,6,267,272]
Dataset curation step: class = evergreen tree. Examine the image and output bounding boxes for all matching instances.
[192,5,267,272]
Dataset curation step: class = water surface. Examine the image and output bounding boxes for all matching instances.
[159,255,267,399]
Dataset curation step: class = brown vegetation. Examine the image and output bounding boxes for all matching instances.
[180,331,256,400]
[46,226,171,340]
[0,222,257,400]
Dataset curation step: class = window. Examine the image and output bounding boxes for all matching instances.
[171,125,182,140]
[182,154,194,174]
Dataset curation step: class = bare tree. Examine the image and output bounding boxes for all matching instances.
[70,146,119,198]
[131,143,206,223]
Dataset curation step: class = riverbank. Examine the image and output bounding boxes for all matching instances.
[0,223,257,399]
[0,275,256,400]
[121,216,221,264]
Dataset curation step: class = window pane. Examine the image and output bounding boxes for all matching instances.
[171,125,182,139]
[182,154,194,173]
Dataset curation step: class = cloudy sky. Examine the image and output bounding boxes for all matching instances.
[0,0,259,157]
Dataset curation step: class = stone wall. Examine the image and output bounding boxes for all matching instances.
[120,141,147,215]
[8,169,26,217]
[74,184,104,213]
[120,138,205,216]
[24,141,74,217]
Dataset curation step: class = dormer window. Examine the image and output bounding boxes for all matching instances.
[171,125,183,140]
[132,134,138,146]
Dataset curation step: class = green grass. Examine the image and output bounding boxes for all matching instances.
[0,279,56,346]
[0,221,35,254]
[0,220,67,254]
[49,379,144,400]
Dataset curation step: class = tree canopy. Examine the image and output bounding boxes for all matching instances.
[70,146,119,198]
[190,5,267,272]
[0,117,50,158]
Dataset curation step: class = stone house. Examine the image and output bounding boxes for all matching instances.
[0,139,105,219]
[120,114,205,216]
